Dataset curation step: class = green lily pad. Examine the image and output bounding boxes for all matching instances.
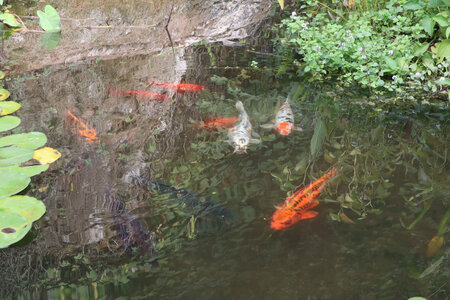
[0,88,10,101]
[0,116,21,132]
[0,195,46,223]
[0,211,31,248]
[0,101,20,116]
[0,164,49,177]
[0,132,47,149]
[0,146,34,167]
[0,169,30,199]
[37,5,61,33]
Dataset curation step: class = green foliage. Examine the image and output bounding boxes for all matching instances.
[37,5,61,33]
[277,0,450,98]
[0,74,59,248]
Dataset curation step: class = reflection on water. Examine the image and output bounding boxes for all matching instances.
[2,29,449,300]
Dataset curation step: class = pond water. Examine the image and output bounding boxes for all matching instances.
[1,2,449,300]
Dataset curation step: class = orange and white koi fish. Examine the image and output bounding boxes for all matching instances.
[226,101,260,154]
[108,88,169,101]
[261,98,302,136]
[195,117,238,130]
[147,79,207,93]
[270,166,338,230]
[67,111,98,144]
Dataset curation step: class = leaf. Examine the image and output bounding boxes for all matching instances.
[0,211,30,248]
[0,71,4,80]
[33,147,61,164]
[413,43,430,57]
[37,5,61,32]
[277,0,284,9]
[433,15,449,27]
[408,298,428,300]
[404,0,424,9]
[0,164,49,177]
[0,195,46,223]
[446,26,450,38]
[385,57,398,70]
[419,256,444,278]
[437,39,450,59]
[0,169,30,199]
[422,16,435,36]
[0,132,47,149]
[0,88,10,101]
[426,235,444,258]
[41,32,61,50]
[339,211,355,224]
[0,116,20,132]
[0,101,20,116]
[0,13,21,27]
[437,209,450,236]
[0,146,34,167]
[310,118,327,157]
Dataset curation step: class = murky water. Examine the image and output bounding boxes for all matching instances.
[1,2,449,300]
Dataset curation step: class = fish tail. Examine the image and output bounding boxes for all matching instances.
[235,101,245,112]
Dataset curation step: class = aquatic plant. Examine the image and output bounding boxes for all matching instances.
[0,73,60,248]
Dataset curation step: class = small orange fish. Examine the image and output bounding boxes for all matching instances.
[108,88,169,101]
[271,166,338,230]
[67,111,98,144]
[147,79,207,93]
[195,117,238,130]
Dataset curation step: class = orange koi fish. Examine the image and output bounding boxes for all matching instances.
[195,117,238,130]
[147,79,207,93]
[67,111,98,144]
[270,166,338,230]
[108,88,169,101]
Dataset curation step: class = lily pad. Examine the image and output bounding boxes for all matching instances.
[33,147,61,164]
[0,211,31,248]
[0,169,30,199]
[0,146,34,167]
[0,101,21,116]
[0,195,46,223]
[0,116,21,132]
[37,5,61,33]
[0,164,49,177]
[0,88,10,101]
[0,132,47,149]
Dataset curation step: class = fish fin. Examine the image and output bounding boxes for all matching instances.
[300,211,318,220]
[308,201,319,209]
[260,123,275,129]
[235,101,245,112]
[294,126,303,132]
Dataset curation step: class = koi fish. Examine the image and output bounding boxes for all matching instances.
[271,166,338,230]
[195,117,238,131]
[261,98,302,135]
[108,88,169,101]
[147,79,207,93]
[66,111,98,144]
[226,101,260,154]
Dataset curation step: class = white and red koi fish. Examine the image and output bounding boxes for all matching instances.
[261,98,302,136]
[226,101,260,154]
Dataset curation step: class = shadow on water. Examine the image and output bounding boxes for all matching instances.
[1,4,449,300]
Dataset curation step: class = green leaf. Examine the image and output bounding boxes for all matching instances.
[419,256,444,278]
[408,297,428,300]
[0,88,10,101]
[0,169,30,199]
[422,16,435,36]
[0,211,31,248]
[446,26,450,38]
[0,132,47,149]
[404,0,424,9]
[385,57,398,69]
[278,0,284,9]
[0,195,45,223]
[37,5,61,32]
[433,15,449,27]
[422,55,436,71]
[0,13,21,28]
[0,164,49,177]
[0,146,34,167]
[310,118,327,157]
[0,101,21,116]
[436,78,450,85]
[40,32,61,50]
[413,43,430,56]
[0,116,20,132]
[436,39,450,59]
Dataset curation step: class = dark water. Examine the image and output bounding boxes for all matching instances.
[1,6,450,300]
